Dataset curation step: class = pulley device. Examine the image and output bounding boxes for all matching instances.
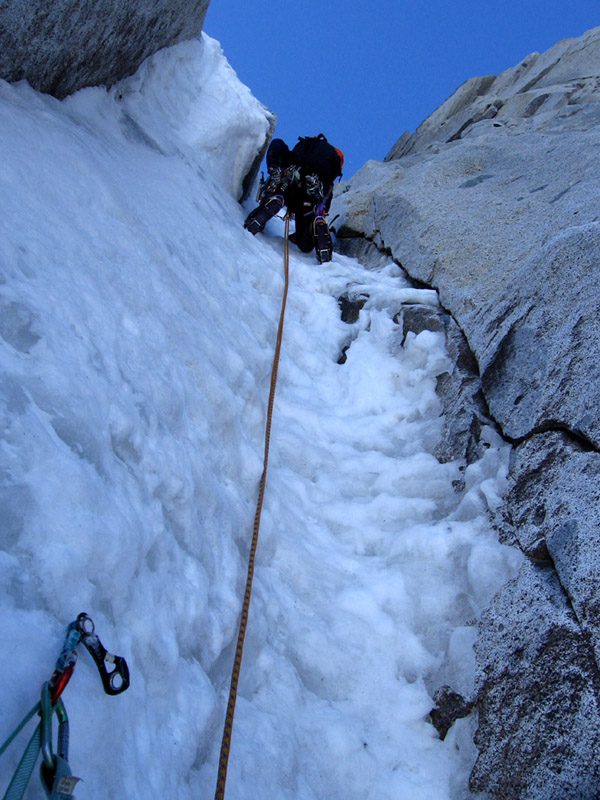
[1,613,129,800]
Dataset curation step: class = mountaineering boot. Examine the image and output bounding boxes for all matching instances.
[313,216,332,263]
[244,194,284,235]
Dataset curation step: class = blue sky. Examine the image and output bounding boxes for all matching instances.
[205,1,599,179]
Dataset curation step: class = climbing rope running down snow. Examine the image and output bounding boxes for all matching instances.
[214,214,291,800]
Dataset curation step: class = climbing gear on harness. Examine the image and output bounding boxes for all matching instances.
[313,215,333,263]
[214,214,291,800]
[258,166,284,202]
[1,614,129,800]
[285,164,301,187]
[305,173,324,201]
[255,164,301,207]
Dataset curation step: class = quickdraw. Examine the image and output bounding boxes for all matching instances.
[1,613,129,800]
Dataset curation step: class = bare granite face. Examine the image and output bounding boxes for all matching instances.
[471,560,600,800]
[0,0,210,98]
[331,25,600,799]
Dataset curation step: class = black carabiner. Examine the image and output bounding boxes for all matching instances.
[75,613,130,695]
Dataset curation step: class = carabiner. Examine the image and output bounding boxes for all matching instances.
[39,683,69,769]
[40,682,54,769]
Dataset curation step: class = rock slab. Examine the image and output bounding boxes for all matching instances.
[0,0,210,98]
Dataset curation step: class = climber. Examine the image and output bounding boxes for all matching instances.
[244,134,344,263]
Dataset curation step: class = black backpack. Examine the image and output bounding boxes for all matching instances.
[291,134,343,188]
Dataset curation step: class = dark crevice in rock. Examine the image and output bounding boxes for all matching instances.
[446,101,503,143]
[333,230,392,270]
[523,92,550,118]
[503,419,599,454]
[517,57,562,94]
[459,173,494,189]
[334,231,435,290]
[550,184,576,204]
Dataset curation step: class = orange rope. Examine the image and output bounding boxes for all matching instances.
[214,214,290,800]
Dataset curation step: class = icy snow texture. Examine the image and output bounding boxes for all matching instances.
[0,34,520,799]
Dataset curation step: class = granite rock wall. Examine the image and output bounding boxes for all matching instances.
[331,24,600,799]
[0,0,210,98]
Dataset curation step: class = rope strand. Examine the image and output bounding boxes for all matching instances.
[214,214,291,800]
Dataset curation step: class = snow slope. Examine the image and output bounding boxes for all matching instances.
[0,34,521,799]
